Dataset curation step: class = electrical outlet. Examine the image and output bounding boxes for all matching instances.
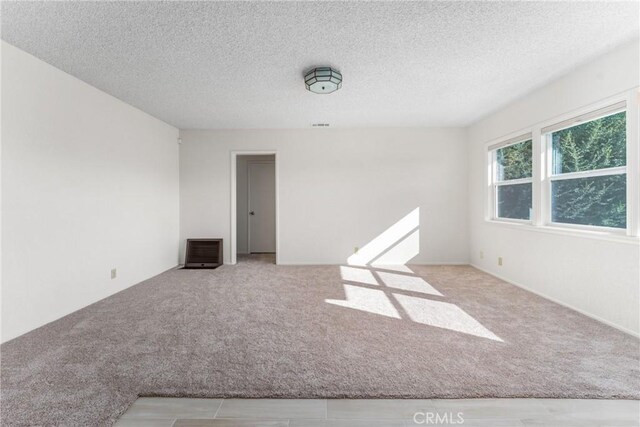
[354,246,359,254]
[498,257,503,266]
[111,268,117,279]
[480,250,484,259]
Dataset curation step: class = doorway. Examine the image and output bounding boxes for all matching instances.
[231,152,278,264]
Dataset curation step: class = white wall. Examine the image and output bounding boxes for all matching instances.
[1,42,180,342]
[467,39,640,335]
[236,155,275,254]
[180,128,468,265]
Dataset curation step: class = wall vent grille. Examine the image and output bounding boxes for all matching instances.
[184,239,223,269]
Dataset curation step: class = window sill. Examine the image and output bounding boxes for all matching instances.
[484,219,640,245]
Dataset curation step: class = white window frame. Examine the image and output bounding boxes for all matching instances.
[484,88,640,242]
[542,102,628,234]
[488,135,533,224]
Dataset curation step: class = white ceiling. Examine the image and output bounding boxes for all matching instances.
[2,1,638,129]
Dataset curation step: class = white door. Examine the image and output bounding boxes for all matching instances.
[248,162,276,253]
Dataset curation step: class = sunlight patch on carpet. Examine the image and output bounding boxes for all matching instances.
[377,271,442,296]
[326,284,401,318]
[394,293,503,342]
[340,266,379,286]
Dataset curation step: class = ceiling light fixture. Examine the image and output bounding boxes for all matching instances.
[304,67,342,94]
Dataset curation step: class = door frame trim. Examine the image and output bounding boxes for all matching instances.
[230,150,279,265]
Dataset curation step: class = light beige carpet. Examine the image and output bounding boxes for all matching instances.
[1,256,638,426]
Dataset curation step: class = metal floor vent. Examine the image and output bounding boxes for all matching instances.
[184,239,223,269]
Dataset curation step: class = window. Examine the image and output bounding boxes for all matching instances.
[486,97,636,239]
[490,138,533,221]
[545,107,626,229]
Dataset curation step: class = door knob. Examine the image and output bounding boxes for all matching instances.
[249,211,255,215]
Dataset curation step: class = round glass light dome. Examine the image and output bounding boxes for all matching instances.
[304,67,342,94]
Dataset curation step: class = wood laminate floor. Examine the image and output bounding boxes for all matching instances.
[116,397,640,427]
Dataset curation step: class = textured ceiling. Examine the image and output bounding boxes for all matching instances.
[2,1,638,129]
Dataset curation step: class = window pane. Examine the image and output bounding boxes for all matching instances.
[552,174,626,228]
[496,140,532,181]
[497,183,532,220]
[552,111,626,174]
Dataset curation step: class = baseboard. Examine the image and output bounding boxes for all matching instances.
[470,263,640,338]
[276,261,470,266]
